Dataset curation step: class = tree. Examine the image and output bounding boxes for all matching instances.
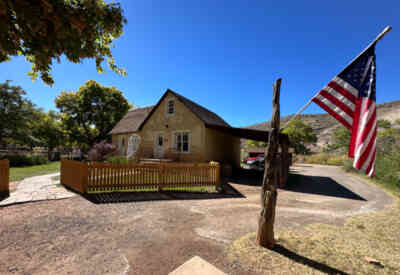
[0,81,38,146]
[325,127,351,153]
[55,80,130,150]
[32,110,66,159]
[246,140,267,148]
[0,0,127,85]
[282,120,317,154]
[377,127,400,155]
[377,119,391,129]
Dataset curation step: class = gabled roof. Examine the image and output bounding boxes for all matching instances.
[110,106,154,135]
[110,89,289,145]
[138,89,231,130]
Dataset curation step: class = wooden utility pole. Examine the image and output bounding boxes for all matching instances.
[256,78,281,248]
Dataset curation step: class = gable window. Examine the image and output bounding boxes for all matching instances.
[174,131,190,153]
[167,100,175,115]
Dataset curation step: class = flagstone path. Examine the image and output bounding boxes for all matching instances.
[0,173,76,206]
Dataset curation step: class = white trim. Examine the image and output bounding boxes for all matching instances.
[127,134,141,157]
[332,77,359,97]
[171,130,191,154]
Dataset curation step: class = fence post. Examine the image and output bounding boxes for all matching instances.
[60,159,65,187]
[158,163,164,192]
[81,162,89,193]
[0,160,10,199]
[215,162,223,193]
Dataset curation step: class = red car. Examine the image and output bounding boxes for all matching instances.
[246,157,258,165]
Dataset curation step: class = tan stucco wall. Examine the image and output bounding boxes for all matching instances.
[139,92,206,162]
[204,128,241,168]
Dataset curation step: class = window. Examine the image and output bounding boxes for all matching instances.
[127,135,141,156]
[158,135,163,146]
[120,136,125,154]
[174,132,190,152]
[167,100,175,114]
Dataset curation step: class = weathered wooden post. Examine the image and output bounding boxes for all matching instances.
[256,78,281,248]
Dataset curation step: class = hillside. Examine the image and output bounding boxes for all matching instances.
[246,100,400,152]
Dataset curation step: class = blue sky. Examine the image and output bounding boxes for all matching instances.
[1,0,399,127]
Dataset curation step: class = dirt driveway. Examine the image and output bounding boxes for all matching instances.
[0,164,393,275]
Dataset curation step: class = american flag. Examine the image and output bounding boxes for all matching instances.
[312,46,377,177]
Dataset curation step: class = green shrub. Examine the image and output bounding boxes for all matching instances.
[343,158,354,172]
[344,152,400,192]
[326,155,348,166]
[106,155,136,164]
[1,154,49,167]
[304,153,347,166]
[374,152,400,190]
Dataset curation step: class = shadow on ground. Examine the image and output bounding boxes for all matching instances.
[284,173,366,201]
[0,192,10,202]
[229,168,264,186]
[81,183,245,204]
[230,168,366,201]
[272,244,350,275]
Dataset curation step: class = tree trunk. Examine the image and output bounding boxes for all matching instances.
[256,78,281,248]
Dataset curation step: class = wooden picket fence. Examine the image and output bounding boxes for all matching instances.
[0,160,10,199]
[60,159,220,194]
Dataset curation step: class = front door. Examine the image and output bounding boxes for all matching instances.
[154,133,164,159]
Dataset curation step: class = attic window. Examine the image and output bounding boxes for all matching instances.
[167,100,175,114]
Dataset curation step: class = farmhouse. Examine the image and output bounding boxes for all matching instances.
[111,89,273,168]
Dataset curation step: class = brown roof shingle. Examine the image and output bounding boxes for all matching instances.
[110,106,154,135]
[168,90,231,128]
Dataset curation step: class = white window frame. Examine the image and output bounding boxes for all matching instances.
[127,134,141,156]
[166,99,175,115]
[153,131,165,148]
[172,131,191,153]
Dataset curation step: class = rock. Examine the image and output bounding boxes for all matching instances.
[365,256,383,267]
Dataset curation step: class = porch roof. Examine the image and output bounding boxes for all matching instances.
[206,125,289,143]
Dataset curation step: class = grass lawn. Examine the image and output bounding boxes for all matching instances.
[10,161,60,182]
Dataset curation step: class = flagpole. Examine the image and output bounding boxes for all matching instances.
[282,26,392,129]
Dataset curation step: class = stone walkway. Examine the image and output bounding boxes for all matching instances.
[0,173,76,206]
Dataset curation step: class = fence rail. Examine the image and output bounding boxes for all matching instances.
[0,160,10,199]
[61,160,220,194]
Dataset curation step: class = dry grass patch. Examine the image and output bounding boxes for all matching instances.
[303,153,348,166]
[228,202,400,274]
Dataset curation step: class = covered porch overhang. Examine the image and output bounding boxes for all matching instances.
[205,124,290,144]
